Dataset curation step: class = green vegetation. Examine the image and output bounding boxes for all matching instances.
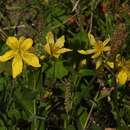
[0,0,130,130]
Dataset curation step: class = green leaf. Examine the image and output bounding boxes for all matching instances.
[78,69,95,77]
[21,87,36,100]
[14,89,34,120]
[0,77,6,91]
[0,127,6,130]
[46,60,69,79]
[0,118,5,126]
[8,109,21,120]
[79,110,88,127]
[70,31,88,49]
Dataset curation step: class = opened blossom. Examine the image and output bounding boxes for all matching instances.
[0,36,41,78]
[78,33,111,58]
[116,55,130,85]
[44,32,72,58]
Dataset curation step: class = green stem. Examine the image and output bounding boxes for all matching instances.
[34,99,37,130]
[33,72,37,130]
[83,103,94,130]
[32,62,46,130]
[83,91,99,130]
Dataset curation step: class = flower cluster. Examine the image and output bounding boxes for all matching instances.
[0,32,71,78]
[78,33,130,86]
[0,32,129,86]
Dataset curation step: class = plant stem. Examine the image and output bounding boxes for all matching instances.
[33,72,37,130]
[83,103,95,130]
[83,91,99,130]
[33,93,36,130]
[89,11,93,33]
[32,63,46,130]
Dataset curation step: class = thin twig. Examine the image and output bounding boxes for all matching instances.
[89,11,93,32]
[3,24,26,30]
[89,0,94,32]
[72,0,81,12]
[71,0,84,32]
[0,28,7,40]
[33,72,37,130]
[83,103,95,130]
[83,91,99,130]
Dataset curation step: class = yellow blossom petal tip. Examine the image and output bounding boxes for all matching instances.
[96,59,102,69]
[55,35,65,48]
[0,50,16,62]
[40,55,46,60]
[20,38,33,50]
[46,32,54,44]
[22,52,41,67]
[88,33,96,46]
[116,69,127,85]
[78,50,88,55]
[6,36,19,49]
[12,55,23,78]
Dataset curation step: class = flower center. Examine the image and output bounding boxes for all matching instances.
[95,43,104,53]
[15,46,24,57]
[50,43,59,55]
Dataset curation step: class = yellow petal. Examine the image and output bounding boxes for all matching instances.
[85,49,95,54]
[78,50,87,55]
[44,43,51,55]
[40,55,46,60]
[103,38,110,46]
[0,50,16,62]
[78,49,95,55]
[12,55,23,78]
[103,46,111,52]
[22,52,41,67]
[53,54,60,58]
[55,35,65,48]
[19,36,25,44]
[88,33,96,46]
[96,59,102,69]
[91,52,101,59]
[116,70,127,85]
[6,36,19,49]
[53,48,71,58]
[46,32,54,44]
[56,48,72,54]
[20,38,33,50]
[107,61,114,69]
[127,71,130,80]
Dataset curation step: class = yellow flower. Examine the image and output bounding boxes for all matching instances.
[116,56,130,85]
[78,33,111,58]
[0,36,41,78]
[44,32,72,58]
[116,69,128,85]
